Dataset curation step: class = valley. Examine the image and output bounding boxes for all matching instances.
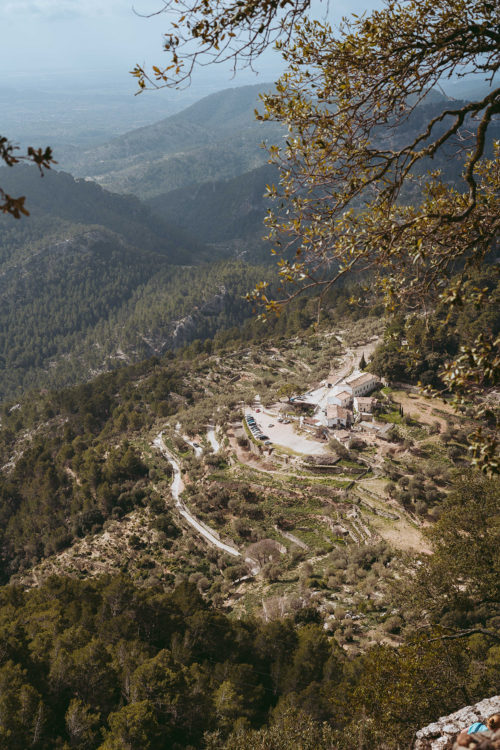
[0,33,498,744]
[9,315,480,655]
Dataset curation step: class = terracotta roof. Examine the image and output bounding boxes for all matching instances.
[333,390,352,401]
[356,396,374,407]
[347,372,379,388]
[327,405,351,420]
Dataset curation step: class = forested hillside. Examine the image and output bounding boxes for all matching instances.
[0,167,276,399]
[58,85,500,211]
[0,292,498,748]
[0,165,201,263]
[0,567,497,750]
[59,85,284,199]
[146,163,278,260]
[1,0,499,744]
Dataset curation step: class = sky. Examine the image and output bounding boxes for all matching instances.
[0,0,376,93]
[3,0,488,151]
[1,0,193,88]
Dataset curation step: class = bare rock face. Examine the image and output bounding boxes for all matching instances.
[413,696,500,749]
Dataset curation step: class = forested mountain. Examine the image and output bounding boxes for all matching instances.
[146,163,278,260]
[0,292,497,748]
[59,84,283,198]
[56,85,500,260]
[0,165,202,264]
[1,0,498,744]
[0,167,275,399]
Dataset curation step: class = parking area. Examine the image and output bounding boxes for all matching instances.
[244,413,272,445]
[246,408,329,455]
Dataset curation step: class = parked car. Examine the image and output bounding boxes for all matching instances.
[278,417,283,423]
[268,424,274,428]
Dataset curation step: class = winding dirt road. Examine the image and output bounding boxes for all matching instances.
[207,427,220,453]
[153,432,240,558]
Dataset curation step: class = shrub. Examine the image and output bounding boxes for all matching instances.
[128,533,144,550]
[415,500,428,516]
[383,615,403,634]
[294,606,322,624]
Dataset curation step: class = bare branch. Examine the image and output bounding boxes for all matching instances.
[428,628,500,644]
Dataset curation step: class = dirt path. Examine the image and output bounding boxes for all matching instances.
[153,432,240,558]
[207,427,220,453]
[329,338,380,385]
[275,525,308,549]
[182,435,203,457]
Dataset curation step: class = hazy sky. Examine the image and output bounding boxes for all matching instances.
[2,0,190,86]
[1,0,491,150]
[0,0,378,92]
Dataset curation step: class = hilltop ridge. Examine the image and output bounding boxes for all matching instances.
[59,84,283,198]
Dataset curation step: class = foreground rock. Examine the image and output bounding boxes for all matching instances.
[413,696,500,749]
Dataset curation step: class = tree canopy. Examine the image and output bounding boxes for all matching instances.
[244,0,499,470]
[0,137,54,218]
[131,0,311,89]
[254,0,499,309]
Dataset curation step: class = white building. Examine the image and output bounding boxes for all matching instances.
[344,371,380,397]
[328,390,352,408]
[327,404,353,428]
[354,396,375,414]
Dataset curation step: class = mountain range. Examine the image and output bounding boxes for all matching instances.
[0,165,273,399]
[2,83,498,400]
[60,83,283,199]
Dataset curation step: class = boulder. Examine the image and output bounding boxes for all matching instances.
[413,696,500,749]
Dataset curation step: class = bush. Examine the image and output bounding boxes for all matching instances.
[448,445,463,462]
[387,426,401,442]
[128,533,145,550]
[399,491,412,507]
[383,615,403,634]
[428,505,443,521]
[263,563,282,582]
[328,438,350,459]
[294,606,322,624]
[415,500,428,516]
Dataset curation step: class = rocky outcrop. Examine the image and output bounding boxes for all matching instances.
[413,696,500,749]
